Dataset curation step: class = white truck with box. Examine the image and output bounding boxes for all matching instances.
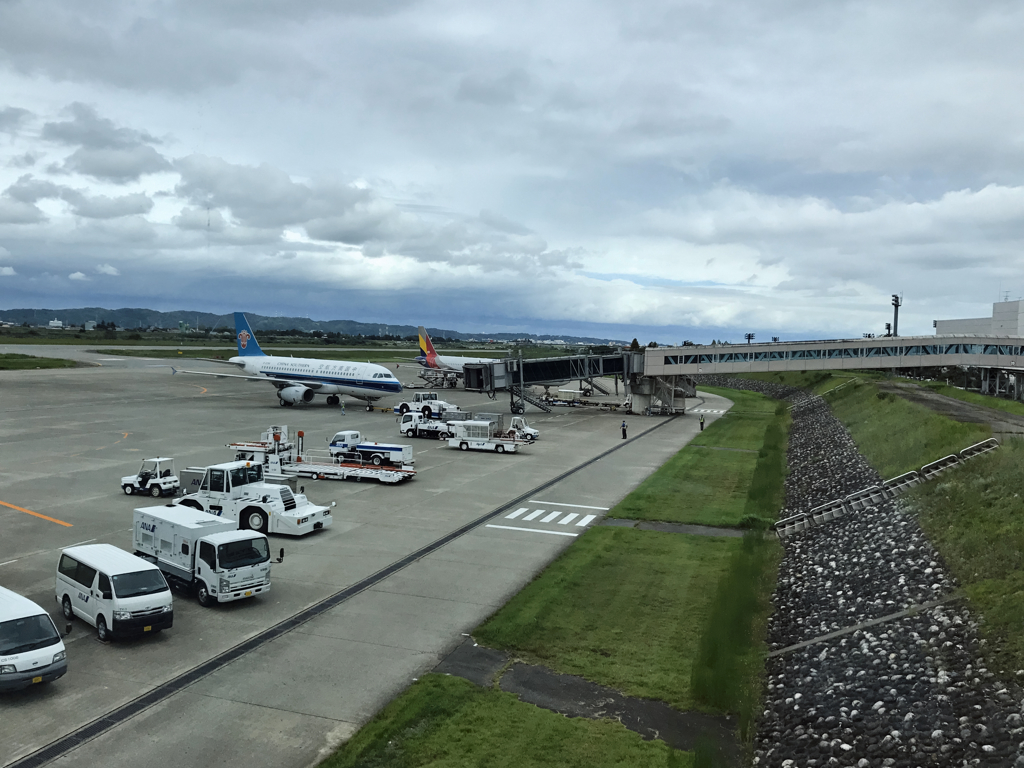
[133,506,271,607]
[327,431,415,467]
[447,420,523,453]
[176,460,333,536]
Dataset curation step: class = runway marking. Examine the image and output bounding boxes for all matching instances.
[540,511,561,523]
[557,513,579,525]
[528,500,609,510]
[505,507,529,520]
[577,514,597,527]
[485,524,578,537]
[0,560,18,567]
[522,509,545,521]
[0,500,73,527]
[68,538,97,547]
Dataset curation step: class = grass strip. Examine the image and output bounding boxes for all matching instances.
[608,387,788,527]
[918,380,1024,418]
[0,353,77,370]
[320,673,692,768]
[914,440,1024,673]
[475,527,741,711]
[825,378,991,478]
[691,533,781,742]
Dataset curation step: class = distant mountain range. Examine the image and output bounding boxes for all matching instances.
[0,307,622,344]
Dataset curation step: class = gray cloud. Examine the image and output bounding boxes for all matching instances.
[0,105,30,133]
[64,191,154,219]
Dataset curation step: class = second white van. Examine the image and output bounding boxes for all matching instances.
[55,544,173,642]
[0,586,68,692]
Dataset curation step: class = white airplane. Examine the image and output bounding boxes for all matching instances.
[171,312,402,410]
[414,326,498,373]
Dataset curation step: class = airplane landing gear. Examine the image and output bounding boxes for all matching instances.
[366,403,374,412]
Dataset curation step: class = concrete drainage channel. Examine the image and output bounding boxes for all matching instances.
[9,416,678,768]
[693,376,1024,768]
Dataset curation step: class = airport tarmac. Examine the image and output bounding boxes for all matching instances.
[0,353,732,768]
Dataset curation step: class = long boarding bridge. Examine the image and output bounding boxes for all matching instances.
[645,334,1024,397]
[463,352,696,414]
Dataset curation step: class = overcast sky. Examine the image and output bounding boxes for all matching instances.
[1,1,1022,342]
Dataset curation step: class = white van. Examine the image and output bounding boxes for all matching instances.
[55,544,173,641]
[0,586,68,692]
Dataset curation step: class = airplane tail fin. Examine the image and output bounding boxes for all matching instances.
[234,312,265,357]
[418,326,437,358]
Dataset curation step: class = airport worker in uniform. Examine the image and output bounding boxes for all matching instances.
[699,414,705,431]
[621,420,627,439]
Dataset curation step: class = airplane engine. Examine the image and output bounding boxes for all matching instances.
[279,385,315,405]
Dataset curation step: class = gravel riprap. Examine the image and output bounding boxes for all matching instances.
[693,375,1024,767]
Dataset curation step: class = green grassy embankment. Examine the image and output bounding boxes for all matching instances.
[322,383,789,767]
[0,353,77,370]
[913,441,1024,673]
[320,674,693,768]
[918,380,1024,418]
[608,386,789,527]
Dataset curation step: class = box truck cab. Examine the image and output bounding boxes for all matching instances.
[0,586,68,692]
[133,505,271,607]
[55,544,173,642]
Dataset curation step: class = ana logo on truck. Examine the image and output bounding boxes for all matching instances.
[141,521,157,533]
[238,330,251,349]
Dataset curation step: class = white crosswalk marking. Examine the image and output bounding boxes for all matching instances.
[540,511,561,523]
[577,514,597,527]
[505,507,528,520]
[557,513,578,525]
[523,509,544,521]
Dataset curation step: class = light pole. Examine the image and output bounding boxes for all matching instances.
[744,333,755,344]
[891,294,902,337]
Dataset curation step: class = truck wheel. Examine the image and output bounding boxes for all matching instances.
[421,406,432,417]
[399,404,410,414]
[123,485,134,495]
[178,499,204,511]
[150,485,162,497]
[496,444,505,454]
[460,442,468,451]
[62,596,74,621]
[371,455,383,466]
[96,615,110,642]
[440,432,450,440]
[245,509,268,532]
[196,582,213,608]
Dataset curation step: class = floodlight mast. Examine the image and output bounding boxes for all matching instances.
[891,294,902,337]
[744,333,755,344]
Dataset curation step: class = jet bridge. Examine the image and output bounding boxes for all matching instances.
[464,352,695,414]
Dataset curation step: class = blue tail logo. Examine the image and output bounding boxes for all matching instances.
[233,312,265,357]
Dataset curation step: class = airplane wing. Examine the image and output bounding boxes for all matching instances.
[170,368,324,389]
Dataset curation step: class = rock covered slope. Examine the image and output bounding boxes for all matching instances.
[694,376,1024,767]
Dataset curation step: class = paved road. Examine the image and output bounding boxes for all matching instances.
[0,361,732,768]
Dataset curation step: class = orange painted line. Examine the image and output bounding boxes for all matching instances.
[0,500,73,527]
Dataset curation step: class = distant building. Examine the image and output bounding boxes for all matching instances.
[84,321,97,331]
[936,300,1024,336]
[47,318,63,329]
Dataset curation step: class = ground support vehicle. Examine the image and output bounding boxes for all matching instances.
[121,457,179,497]
[55,544,173,641]
[228,428,416,485]
[133,506,271,607]
[393,391,460,417]
[447,420,525,454]
[398,412,458,439]
[176,460,333,536]
[327,431,414,467]
[508,415,539,441]
[0,586,68,691]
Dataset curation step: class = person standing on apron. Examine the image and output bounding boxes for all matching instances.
[621,420,627,439]
[699,414,705,431]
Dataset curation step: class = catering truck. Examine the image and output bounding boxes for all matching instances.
[133,506,272,607]
[176,460,333,536]
[327,431,414,467]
